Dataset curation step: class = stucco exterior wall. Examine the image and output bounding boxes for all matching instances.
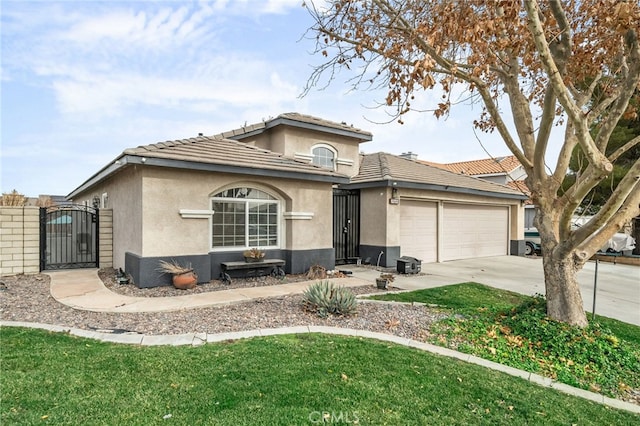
[138,167,334,257]
[71,166,143,269]
[359,187,391,247]
[249,127,364,178]
[359,185,525,252]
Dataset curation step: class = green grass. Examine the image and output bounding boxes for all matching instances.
[1,327,638,425]
[370,282,526,311]
[368,282,640,401]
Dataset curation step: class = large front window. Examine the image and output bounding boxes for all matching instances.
[211,187,279,249]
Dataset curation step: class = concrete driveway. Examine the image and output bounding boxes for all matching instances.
[349,255,640,326]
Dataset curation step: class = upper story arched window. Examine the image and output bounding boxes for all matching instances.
[210,187,279,250]
[311,145,336,170]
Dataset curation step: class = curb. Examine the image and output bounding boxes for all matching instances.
[1,321,638,415]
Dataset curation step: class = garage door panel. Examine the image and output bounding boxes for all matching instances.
[442,204,508,261]
[400,201,437,263]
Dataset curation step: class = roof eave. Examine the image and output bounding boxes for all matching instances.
[340,179,528,200]
[67,154,128,199]
[68,155,349,198]
[228,117,372,142]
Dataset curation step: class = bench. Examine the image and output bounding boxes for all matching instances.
[220,259,286,285]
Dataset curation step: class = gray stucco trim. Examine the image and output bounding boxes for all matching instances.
[126,253,212,289]
[510,240,526,256]
[126,248,336,288]
[359,245,401,269]
[340,180,528,201]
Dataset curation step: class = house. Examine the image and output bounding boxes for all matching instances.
[419,155,536,244]
[419,155,527,186]
[68,113,527,288]
[348,153,527,266]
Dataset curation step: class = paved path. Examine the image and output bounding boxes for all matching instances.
[48,269,371,313]
[47,255,639,324]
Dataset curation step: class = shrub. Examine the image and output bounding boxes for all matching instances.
[302,281,357,318]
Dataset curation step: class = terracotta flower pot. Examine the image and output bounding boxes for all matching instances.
[172,271,197,289]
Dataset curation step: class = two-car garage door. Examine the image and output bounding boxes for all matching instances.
[400,201,509,262]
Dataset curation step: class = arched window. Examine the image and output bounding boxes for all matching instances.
[211,187,279,249]
[312,145,336,169]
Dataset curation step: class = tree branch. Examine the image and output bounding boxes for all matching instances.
[524,0,613,174]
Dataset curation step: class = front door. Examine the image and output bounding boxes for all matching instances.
[333,189,360,264]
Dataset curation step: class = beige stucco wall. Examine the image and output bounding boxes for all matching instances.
[359,187,392,247]
[72,166,143,269]
[359,185,525,250]
[248,127,364,178]
[139,167,334,257]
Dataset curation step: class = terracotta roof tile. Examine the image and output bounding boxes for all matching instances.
[418,155,522,176]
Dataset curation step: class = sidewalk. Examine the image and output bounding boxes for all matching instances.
[48,269,371,313]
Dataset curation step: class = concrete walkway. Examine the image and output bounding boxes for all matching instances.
[48,269,371,313]
[48,255,639,325]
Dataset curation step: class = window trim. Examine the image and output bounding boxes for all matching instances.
[311,143,337,171]
[209,185,282,252]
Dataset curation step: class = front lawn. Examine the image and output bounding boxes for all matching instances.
[1,327,638,425]
[368,283,640,402]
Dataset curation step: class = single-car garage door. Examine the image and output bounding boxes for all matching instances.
[442,203,508,261]
[400,200,438,263]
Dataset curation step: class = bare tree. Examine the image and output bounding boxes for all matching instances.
[303,0,640,326]
[0,190,27,206]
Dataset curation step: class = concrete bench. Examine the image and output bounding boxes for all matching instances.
[220,259,286,284]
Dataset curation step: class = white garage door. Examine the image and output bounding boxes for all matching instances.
[442,204,508,261]
[399,200,438,263]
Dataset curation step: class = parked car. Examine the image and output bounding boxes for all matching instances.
[524,226,636,255]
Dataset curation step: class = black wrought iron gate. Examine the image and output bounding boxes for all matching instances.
[333,189,360,264]
[40,205,99,270]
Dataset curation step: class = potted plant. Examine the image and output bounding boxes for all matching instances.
[376,272,394,290]
[158,259,197,289]
[243,248,266,263]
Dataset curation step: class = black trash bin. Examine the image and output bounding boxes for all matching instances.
[397,256,421,274]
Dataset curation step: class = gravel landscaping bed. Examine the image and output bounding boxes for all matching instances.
[0,272,449,340]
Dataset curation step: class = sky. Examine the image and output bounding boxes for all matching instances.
[1,0,561,197]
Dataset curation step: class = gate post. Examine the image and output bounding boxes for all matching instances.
[39,207,46,272]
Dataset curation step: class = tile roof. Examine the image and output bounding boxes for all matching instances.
[419,155,522,176]
[123,136,347,179]
[216,112,372,141]
[351,153,527,198]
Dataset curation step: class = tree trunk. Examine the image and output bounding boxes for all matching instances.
[541,251,588,327]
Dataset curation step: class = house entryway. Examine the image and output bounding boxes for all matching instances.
[40,205,99,270]
[333,189,360,264]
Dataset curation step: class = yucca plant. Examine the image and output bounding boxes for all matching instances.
[302,280,357,318]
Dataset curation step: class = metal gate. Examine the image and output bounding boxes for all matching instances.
[333,189,360,264]
[40,205,99,270]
